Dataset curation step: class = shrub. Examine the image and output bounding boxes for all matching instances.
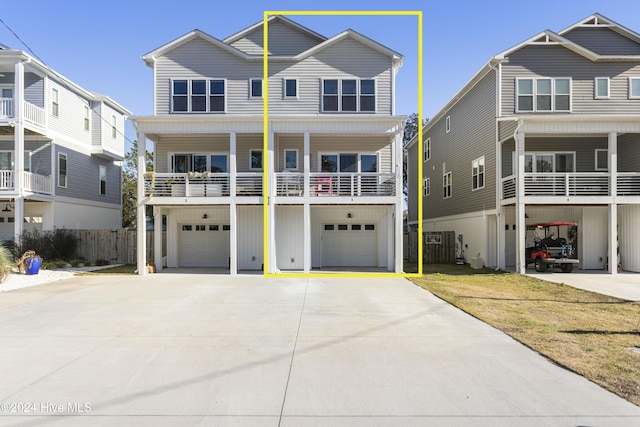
[0,245,13,282]
[70,258,85,267]
[95,259,110,266]
[43,259,69,269]
[15,229,78,262]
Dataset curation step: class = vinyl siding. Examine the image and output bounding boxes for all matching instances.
[54,144,121,205]
[563,27,640,55]
[269,38,393,115]
[154,135,231,173]
[91,103,102,145]
[501,45,640,116]
[98,102,125,155]
[155,37,394,116]
[53,201,121,229]
[48,80,93,144]
[407,142,418,223]
[501,136,608,176]
[498,120,517,142]
[618,133,640,172]
[0,141,51,175]
[237,134,264,172]
[230,20,322,55]
[423,71,497,220]
[306,135,391,173]
[24,73,44,107]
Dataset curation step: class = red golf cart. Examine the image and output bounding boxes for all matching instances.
[526,222,579,273]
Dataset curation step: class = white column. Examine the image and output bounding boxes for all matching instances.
[515,131,526,274]
[267,131,277,273]
[303,132,310,197]
[13,60,25,241]
[137,134,147,275]
[230,202,238,275]
[394,131,403,272]
[153,206,162,271]
[230,132,237,197]
[497,209,505,270]
[607,132,618,275]
[303,203,311,272]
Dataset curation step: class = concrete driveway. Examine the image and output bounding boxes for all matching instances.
[526,270,640,301]
[0,273,638,426]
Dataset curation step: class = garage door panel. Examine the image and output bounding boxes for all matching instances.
[322,224,377,267]
[179,224,230,268]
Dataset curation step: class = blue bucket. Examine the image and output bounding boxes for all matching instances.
[25,257,41,275]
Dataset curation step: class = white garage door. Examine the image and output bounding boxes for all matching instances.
[179,224,230,268]
[322,223,377,267]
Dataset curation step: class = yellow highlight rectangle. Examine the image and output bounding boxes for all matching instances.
[262,10,423,278]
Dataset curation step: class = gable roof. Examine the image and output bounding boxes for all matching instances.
[223,15,327,45]
[558,13,640,45]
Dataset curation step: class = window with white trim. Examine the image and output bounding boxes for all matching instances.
[51,88,59,117]
[58,153,67,188]
[284,149,298,170]
[445,116,451,133]
[84,106,90,131]
[443,171,452,199]
[595,149,608,171]
[284,79,297,98]
[99,165,106,195]
[170,153,228,173]
[516,78,571,112]
[250,149,263,170]
[250,79,262,98]
[111,115,117,138]
[472,156,485,190]
[423,137,431,162]
[321,78,375,112]
[629,77,640,99]
[595,77,610,99]
[522,152,575,173]
[0,151,31,172]
[423,177,430,197]
[171,79,226,112]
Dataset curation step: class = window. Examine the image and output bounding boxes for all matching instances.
[595,77,610,99]
[84,106,90,131]
[445,115,451,133]
[250,149,263,170]
[321,78,376,112]
[324,224,334,231]
[99,165,106,195]
[516,78,571,112]
[423,177,430,197]
[338,224,348,230]
[595,149,608,171]
[111,115,117,138]
[472,157,485,190]
[423,137,431,162]
[522,152,575,173]
[51,88,59,117]
[360,79,375,111]
[182,225,192,231]
[284,149,298,170]
[171,79,226,112]
[170,153,228,173]
[351,224,362,230]
[629,77,640,99]
[284,79,297,98]
[443,171,452,199]
[364,224,375,231]
[58,153,67,188]
[0,151,30,171]
[250,79,262,98]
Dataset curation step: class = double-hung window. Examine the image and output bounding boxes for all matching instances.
[423,177,430,197]
[629,77,640,99]
[99,165,107,195]
[171,79,226,112]
[423,137,431,162]
[111,115,117,138]
[472,157,485,190]
[58,153,67,188]
[321,78,376,112]
[84,106,90,131]
[51,88,59,117]
[443,171,452,199]
[595,77,610,99]
[516,78,571,112]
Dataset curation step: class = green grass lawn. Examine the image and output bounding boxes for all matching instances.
[410,264,640,406]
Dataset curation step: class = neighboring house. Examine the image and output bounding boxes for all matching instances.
[130,16,405,274]
[407,13,640,274]
[0,44,130,242]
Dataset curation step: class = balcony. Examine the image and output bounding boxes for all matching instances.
[144,172,263,198]
[0,170,53,195]
[275,172,396,197]
[0,98,46,127]
[501,172,640,199]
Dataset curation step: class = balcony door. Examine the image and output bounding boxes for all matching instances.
[319,153,378,195]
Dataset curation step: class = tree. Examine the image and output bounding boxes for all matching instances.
[402,113,429,204]
[122,142,153,229]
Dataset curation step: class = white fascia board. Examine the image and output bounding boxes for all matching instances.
[91,93,132,115]
[558,13,640,45]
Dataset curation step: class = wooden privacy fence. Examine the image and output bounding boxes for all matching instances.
[67,230,165,265]
[423,231,456,264]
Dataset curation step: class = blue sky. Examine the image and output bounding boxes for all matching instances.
[2,0,639,147]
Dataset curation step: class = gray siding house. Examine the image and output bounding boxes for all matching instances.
[407,14,640,274]
[0,45,129,241]
[130,16,405,274]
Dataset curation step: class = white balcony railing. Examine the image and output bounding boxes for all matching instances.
[273,172,396,197]
[0,98,14,117]
[0,170,52,195]
[144,173,264,197]
[501,172,640,198]
[23,101,46,127]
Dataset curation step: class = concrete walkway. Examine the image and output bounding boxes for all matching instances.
[0,273,638,426]
[526,269,640,301]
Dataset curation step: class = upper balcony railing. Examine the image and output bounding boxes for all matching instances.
[501,172,640,199]
[275,172,396,197]
[0,170,53,195]
[0,98,46,128]
[144,172,263,197]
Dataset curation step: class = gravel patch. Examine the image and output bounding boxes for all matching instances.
[0,265,123,292]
